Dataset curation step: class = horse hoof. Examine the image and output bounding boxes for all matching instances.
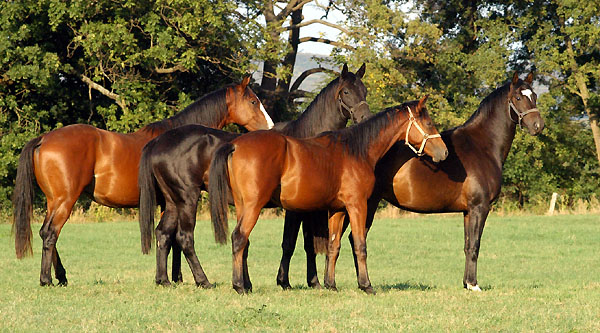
[40,280,54,287]
[466,283,482,292]
[156,280,171,287]
[325,284,338,292]
[310,282,322,290]
[277,279,292,290]
[361,286,376,295]
[57,279,68,287]
[233,285,247,295]
[198,282,214,289]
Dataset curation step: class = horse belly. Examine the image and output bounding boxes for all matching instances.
[390,163,466,212]
[279,172,334,211]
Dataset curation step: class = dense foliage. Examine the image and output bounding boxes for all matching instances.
[1,0,598,213]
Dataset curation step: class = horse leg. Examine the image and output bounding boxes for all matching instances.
[276,210,301,289]
[324,211,345,291]
[231,207,261,294]
[154,207,177,286]
[242,241,252,292]
[463,205,489,291]
[52,247,67,286]
[171,242,183,283]
[346,201,374,294]
[176,202,213,288]
[348,195,379,279]
[39,198,76,286]
[302,215,321,289]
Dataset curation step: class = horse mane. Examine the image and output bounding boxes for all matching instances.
[321,100,418,159]
[143,87,229,135]
[280,77,341,138]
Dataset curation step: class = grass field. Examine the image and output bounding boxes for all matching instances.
[1,214,599,331]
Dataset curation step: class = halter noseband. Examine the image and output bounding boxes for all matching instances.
[338,96,368,119]
[405,106,441,157]
[508,100,540,129]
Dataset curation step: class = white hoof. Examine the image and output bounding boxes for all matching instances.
[466,283,482,292]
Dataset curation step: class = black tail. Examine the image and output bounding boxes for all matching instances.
[138,141,158,254]
[208,142,235,244]
[12,136,42,259]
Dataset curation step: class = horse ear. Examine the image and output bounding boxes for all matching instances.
[525,72,534,84]
[416,95,429,113]
[341,63,349,78]
[356,63,366,79]
[511,71,519,86]
[240,76,251,90]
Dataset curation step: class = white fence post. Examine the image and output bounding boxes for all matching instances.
[548,192,558,215]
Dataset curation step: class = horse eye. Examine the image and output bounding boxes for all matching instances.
[343,90,349,94]
[251,100,256,105]
[516,97,521,101]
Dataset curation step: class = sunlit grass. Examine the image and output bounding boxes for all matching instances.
[1,214,599,331]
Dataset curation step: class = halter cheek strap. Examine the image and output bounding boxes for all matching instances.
[405,106,441,156]
[508,101,540,129]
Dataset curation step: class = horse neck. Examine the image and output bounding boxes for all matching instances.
[138,88,229,136]
[346,110,408,168]
[282,83,347,138]
[461,90,517,165]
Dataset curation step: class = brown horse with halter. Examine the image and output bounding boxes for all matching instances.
[12,77,273,286]
[137,64,372,288]
[280,72,545,292]
[209,96,448,294]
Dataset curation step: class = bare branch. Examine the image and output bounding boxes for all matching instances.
[79,73,127,110]
[299,36,355,50]
[276,0,312,21]
[285,19,350,35]
[290,67,336,92]
[289,89,310,99]
[154,65,187,74]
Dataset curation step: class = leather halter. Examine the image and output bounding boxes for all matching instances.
[338,96,368,119]
[508,100,540,129]
[405,106,441,157]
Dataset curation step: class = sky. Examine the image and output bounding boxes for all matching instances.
[293,1,345,55]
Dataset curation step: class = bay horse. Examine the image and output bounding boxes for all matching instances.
[281,72,545,292]
[208,96,449,294]
[138,64,372,287]
[12,77,273,286]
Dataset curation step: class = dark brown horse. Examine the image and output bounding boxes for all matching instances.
[280,72,545,291]
[12,77,273,286]
[138,64,372,287]
[208,96,448,294]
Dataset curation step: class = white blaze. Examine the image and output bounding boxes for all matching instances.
[260,102,274,129]
[521,89,533,102]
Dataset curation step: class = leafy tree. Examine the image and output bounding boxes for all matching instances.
[0,0,254,210]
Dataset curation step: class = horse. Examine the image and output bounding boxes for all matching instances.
[208,96,449,294]
[280,72,545,292]
[137,64,372,287]
[12,77,273,286]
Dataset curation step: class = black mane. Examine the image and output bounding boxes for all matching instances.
[143,87,229,134]
[322,100,418,159]
[280,77,342,138]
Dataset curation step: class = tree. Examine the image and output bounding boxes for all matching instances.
[0,0,255,209]
[238,0,353,121]
[518,0,600,165]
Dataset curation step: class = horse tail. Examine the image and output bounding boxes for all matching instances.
[208,142,235,245]
[138,141,157,254]
[311,222,329,254]
[12,136,42,259]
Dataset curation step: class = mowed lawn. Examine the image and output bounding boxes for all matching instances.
[1,214,599,331]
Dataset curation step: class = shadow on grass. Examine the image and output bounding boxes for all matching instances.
[378,281,434,291]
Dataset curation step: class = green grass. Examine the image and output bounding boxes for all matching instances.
[1,214,599,331]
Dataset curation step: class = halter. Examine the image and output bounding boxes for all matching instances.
[508,100,540,129]
[338,96,368,119]
[405,106,441,157]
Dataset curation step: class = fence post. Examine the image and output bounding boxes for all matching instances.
[548,192,558,215]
